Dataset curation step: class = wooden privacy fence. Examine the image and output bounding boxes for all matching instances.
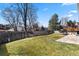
[0,31,27,44]
[0,31,51,44]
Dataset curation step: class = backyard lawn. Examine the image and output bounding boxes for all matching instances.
[1,33,79,56]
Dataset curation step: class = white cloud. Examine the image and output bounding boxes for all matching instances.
[67,14,73,17]
[42,8,48,11]
[69,10,77,14]
[62,12,73,17]
[62,3,75,6]
[66,10,77,18]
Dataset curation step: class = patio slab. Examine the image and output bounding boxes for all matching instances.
[56,34,79,45]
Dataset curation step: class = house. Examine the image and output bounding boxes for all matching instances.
[0,24,12,32]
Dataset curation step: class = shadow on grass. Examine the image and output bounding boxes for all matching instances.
[0,44,9,56]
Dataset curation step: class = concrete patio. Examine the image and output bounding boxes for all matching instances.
[56,34,79,45]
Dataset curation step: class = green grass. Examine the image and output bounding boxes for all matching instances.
[1,33,79,56]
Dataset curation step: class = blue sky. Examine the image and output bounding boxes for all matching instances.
[0,3,78,27]
[34,3,77,27]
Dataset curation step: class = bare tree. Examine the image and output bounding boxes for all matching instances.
[27,4,38,31]
[2,7,22,31]
[2,3,38,33]
[16,3,38,32]
[16,3,28,32]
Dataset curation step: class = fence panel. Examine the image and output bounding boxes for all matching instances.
[0,31,51,44]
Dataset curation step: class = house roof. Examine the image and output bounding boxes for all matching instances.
[0,29,6,31]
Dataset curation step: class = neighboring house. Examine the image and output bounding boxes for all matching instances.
[7,28,14,31]
[0,29,6,32]
[17,26,24,31]
[60,17,79,32]
[0,24,7,32]
[63,22,79,32]
[7,26,24,32]
[0,24,24,32]
[0,24,13,32]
